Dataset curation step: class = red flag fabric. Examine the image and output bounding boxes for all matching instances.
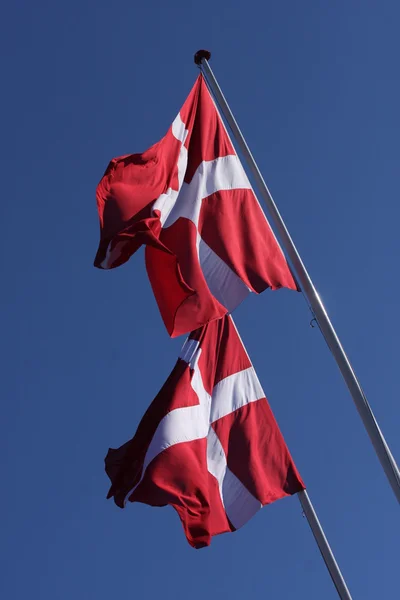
[105,316,305,548]
[94,75,297,337]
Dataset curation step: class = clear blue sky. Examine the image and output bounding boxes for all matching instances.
[2,1,399,598]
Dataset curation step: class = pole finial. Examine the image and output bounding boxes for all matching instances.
[194,49,211,65]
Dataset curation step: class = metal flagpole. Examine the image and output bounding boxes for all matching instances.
[194,49,400,504]
[298,491,352,599]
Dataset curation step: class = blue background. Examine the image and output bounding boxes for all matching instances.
[2,1,399,598]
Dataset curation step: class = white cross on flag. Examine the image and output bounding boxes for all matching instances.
[94,75,297,337]
[105,316,304,548]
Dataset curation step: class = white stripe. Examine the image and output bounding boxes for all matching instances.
[210,367,264,423]
[189,350,211,413]
[153,113,189,227]
[221,468,262,529]
[142,403,209,475]
[163,155,251,229]
[179,338,200,365]
[171,113,187,143]
[207,427,261,529]
[198,237,250,311]
[100,240,124,269]
[206,426,228,494]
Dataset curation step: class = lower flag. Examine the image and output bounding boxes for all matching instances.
[105,315,305,548]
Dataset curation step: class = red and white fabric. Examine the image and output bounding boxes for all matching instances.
[105,315,305,548]
[94,75,297,337]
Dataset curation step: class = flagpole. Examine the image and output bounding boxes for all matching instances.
[194,49,400,504]
[298,491,352,599]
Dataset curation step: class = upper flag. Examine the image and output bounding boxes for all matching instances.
[94,75,297,337]
[105,315,305,548]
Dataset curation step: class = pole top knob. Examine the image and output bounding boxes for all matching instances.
[194,49,211,65]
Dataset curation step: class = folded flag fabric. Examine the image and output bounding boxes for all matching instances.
[94,75,297,337]
[105,315,305,548]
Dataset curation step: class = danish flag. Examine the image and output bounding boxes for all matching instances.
[94,76,297,337]
[105,316,304,548]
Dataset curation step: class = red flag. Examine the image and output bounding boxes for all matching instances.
[95,76,297,337]
[105,316,304,548]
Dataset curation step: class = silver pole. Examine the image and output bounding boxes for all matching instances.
[298,491,352,599]
[195,50,400,504]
